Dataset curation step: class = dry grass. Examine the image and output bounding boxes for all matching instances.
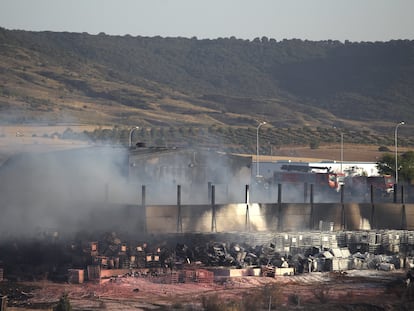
[250,143,403,163]
[267,144,388,162]
[0,125,98,165]
[0,125,409,164]
[0,124,108,137]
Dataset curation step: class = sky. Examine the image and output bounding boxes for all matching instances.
[0,0,413,42]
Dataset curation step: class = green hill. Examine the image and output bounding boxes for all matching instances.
[0,28,413,137]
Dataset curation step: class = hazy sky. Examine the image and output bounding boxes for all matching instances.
[1,0,413,42]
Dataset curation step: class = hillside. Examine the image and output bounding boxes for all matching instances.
[0,28,413,138]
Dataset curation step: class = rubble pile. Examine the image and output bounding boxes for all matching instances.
[0,282,42,308]
[69,228,414,284]
[2,230,414,311]
[1,230,414,284]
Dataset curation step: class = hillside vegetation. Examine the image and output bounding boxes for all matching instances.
[0,28,413,153]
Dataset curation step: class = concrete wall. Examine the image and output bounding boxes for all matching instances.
[144,203,414,233]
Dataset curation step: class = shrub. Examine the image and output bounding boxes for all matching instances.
[312,286,331,304]
[310,139,320,149]
[54,293,72,311]
[378,146,391,152]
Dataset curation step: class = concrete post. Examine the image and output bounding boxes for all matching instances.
[370,185,375,229]
[141,185,147,234]
[245,184,250,231]
[1,296,7,311]
[393,184,398,203]
[401,185,407,230]
[309,184,314,230]
[277,184,283,231]
[208,181,212,203]
[340,185,346,230]
[211,185,216,232]
[177,185,182,233]
[304,182,308,203]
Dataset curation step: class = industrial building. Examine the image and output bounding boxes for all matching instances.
[254,160,379,180]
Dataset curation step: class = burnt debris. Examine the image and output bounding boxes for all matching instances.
[1,230,414,284]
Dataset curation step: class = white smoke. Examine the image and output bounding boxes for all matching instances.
[0,146,130,238]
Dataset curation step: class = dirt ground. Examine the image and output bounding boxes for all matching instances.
[3,270,413,310]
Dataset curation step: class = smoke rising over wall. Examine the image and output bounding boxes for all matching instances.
[1,142,404,239]
[0,146,130,238]
[0,145,253,238]
[127,147,252,205]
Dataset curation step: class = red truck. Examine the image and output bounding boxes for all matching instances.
[366,175,395,195]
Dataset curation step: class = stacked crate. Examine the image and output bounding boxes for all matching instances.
[87,265,101,282]
[289,234,304,256]
[368,231,382,254]
[407,231,414,254]
[381,231,401,254]
[336,231,347,248]
[135,249,146,268]
[68,269,84,284]
[261,266,275,277]
[169,271,180,284]
[346,231,368,253]
[310,233,322,249]
[196,269,214,283]
[272,235,284,253]
[331,248,353,271]
[183,269,196,283]
[90,241,99,257]
[321,234,338,249]
[282,234,291,254]
[302,234,314,249]
[119,255,130,269]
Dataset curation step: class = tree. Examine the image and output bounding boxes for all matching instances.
[376,151,414,183]
[61,127,74,139]
[376,153,395,176]
[309,139,320,150]
[399,151,414,183]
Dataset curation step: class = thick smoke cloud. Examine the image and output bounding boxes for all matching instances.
[0,146,130,238]
[0,145,253,238]
[1,142,371,239]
